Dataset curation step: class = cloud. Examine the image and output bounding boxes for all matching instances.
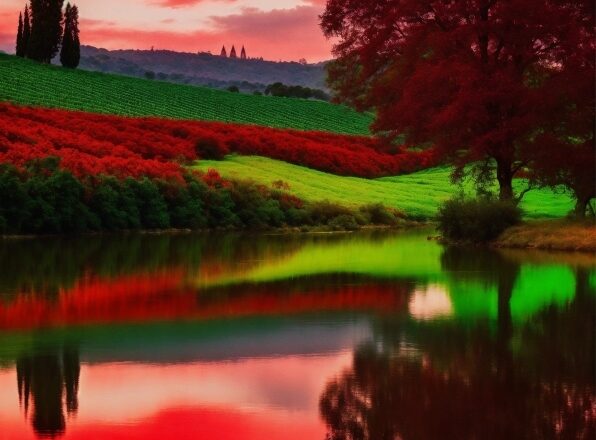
[79,4,333,61]
[0,1,333,62]
[207,5,333,60]
[0,9,18,53]
[152,0,236,8]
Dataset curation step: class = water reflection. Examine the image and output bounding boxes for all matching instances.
[16,347,80,438]
[0,231,593,439]
[320,248,595,440]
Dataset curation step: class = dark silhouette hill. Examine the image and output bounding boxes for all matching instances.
[78,46,328,92]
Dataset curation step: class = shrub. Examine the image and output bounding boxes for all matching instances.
[125,178,170,229]
[359,203,399,225]
[90,177,140,230]
[308,201,352,224]
[436,197,522,242]
[328,214,359,231]
[196,137,229,160]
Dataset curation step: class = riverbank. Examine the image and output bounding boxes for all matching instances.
[493,220,596,252]
[0,221,429,240]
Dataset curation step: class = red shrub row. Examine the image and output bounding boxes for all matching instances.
[0,103,437,180]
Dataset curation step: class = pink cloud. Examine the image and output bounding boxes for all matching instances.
[0,2,334,62]
[0,10,17,53]
[78,5,333,62]
[152,0,236,9]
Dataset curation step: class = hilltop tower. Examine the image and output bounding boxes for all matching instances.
[240,46,247,60]
[220,45,227,57]
[229,45,237,58]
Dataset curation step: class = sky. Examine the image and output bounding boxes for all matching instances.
[0,0,333,62]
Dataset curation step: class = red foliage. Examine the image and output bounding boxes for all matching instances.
[321,0,595,199]
[0,103,436,180]
[202,169,230,188]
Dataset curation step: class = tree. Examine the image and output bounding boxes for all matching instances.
[229,45,237,58]
[525,39,595,217]
[321,0,595,201]
[60,3,80,68]
[27,0,64,63]
[220,45,227,57]
[16,12,24,57]
[240,46,247,59]
[23,5,31,56]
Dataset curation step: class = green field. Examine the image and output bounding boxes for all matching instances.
[195,155,574,218]
[0,54,372,135]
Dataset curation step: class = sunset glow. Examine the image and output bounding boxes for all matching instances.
[0,352,350,439]
[0,0,333,61]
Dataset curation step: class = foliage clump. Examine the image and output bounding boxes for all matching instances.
[0,158,406,235]
[436,197,521,243]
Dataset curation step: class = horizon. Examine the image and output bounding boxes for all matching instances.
[0,0,333,63]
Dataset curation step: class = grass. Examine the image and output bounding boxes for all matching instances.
[195,155,575,219]
[0,54,372,135]
[495,220,596,252]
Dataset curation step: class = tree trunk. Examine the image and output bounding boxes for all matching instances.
[574,197,592,218]
[496,158,514,201]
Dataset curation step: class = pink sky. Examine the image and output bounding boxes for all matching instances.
[0,0,333,62]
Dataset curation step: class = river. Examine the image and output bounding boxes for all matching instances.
[0,230,594,439]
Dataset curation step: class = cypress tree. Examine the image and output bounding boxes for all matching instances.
[60,4,72,67]
[229,45,237,58]
[23,5,31,56]
[61,3,80,68]
[70,5,80,67]
[16,12,24,57]
[28,0,64,63]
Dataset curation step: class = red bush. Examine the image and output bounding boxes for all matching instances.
[0,103,437,180]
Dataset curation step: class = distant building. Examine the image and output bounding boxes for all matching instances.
[240,46,247,60]
[230,45,237,58]
[220,45,227,57]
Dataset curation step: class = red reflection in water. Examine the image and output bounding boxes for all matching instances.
[0,272,406,330]
[0,353,350,439]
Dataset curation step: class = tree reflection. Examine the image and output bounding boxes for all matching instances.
[320,249,595,439]
[17,347,80,438]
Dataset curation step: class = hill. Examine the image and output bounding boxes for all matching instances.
[78,46,328,92]
[195,156,574,219]
[0,54,371,135]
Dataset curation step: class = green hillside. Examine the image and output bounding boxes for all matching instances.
[195,156,574,219]
[0,54,372,135]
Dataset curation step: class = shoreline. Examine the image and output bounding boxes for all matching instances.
[492,220,596,253]
[0,222,429,240]
[433,219,596,254]
[490,220,596,254]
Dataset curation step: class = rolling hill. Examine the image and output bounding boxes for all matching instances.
[79,46,328,92]
[195,156,574,219]
[0,54,371,135]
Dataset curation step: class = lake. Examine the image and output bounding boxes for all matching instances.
[0,230,594,439]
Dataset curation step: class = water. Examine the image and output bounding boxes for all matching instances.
[0,230,594,439]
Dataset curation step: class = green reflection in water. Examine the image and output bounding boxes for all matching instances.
[196,232,591,323]
[197,232,444,287]
[446,265,576,322]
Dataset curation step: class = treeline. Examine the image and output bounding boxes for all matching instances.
[0,158,402,235]
[15,1,80,68]
[264,82,330,101]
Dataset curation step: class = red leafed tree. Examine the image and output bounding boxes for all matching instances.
[524,31,595,217]
[321,0,595,202]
